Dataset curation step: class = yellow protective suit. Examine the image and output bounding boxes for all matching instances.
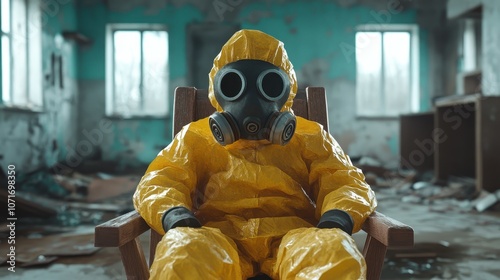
[133,29,377,280]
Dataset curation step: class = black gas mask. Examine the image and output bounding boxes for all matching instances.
[209,60,296,146]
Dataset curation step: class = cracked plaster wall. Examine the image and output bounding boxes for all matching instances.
[0,1,79,174]
[77,0,447,168]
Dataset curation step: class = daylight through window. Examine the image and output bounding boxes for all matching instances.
[355,25,419,117]
[106,24,169,117]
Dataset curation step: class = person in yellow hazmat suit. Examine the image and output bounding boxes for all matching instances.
[133,29,377,280]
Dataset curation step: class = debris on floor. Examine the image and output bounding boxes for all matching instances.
[383,242,465,279]
[86,176,140,202]
[353,156,500,278]
[354,157,500,215]
[0,189,58,218]
[24,170,141,203]
[0,230,100,268]
[475,190,500,212]
[0,162,145,272]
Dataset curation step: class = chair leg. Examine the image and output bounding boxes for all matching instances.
[363,236,387,280]
[119,237,150,280]
[149,230,163,267]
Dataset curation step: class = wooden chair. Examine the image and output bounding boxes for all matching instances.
[95,87,414,280]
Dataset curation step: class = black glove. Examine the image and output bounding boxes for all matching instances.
[162,206,202,233]
[317,209,354,235]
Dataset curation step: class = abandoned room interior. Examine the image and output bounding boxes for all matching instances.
[1,0,499,279]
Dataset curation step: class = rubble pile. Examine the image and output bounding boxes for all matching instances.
[355,157,500,213]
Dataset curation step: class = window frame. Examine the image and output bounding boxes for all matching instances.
[105,23,169,118]
[355,24,420,118]
[1,0,43,111]
[1,0,11,105]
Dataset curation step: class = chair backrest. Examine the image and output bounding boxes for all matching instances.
[149,86,330,266]
[172,86,329,135]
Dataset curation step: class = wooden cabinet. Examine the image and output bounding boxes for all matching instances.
[400,94,500,192]
[435,94,500,192]
[400,112,435,172]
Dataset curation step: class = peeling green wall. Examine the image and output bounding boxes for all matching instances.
[44,1,79,163]
[43,0,79,78]
[77,2,205,166]
[239,1,431,116]
[77,4,203,80]
[78,1,427,84]
[76,0,433,167]
[0,0,79,173]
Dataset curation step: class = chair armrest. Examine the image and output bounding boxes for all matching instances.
[362,211,414,247]
[95,210,151,247]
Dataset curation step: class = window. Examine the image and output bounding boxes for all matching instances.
[355,25,419,117]
[461,19,481,72]
[106,24,169,117]
[1,0,42,109]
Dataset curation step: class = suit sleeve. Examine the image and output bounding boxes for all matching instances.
[301,124,377,233]
[133,127,202,234]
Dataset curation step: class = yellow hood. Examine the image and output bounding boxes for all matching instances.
[208,29,298,112]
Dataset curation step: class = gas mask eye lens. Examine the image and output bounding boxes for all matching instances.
[218,69,246,100]
[257,69,288,101]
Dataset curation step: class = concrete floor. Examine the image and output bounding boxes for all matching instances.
[1,187,500,280]
[373,188,500,280]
